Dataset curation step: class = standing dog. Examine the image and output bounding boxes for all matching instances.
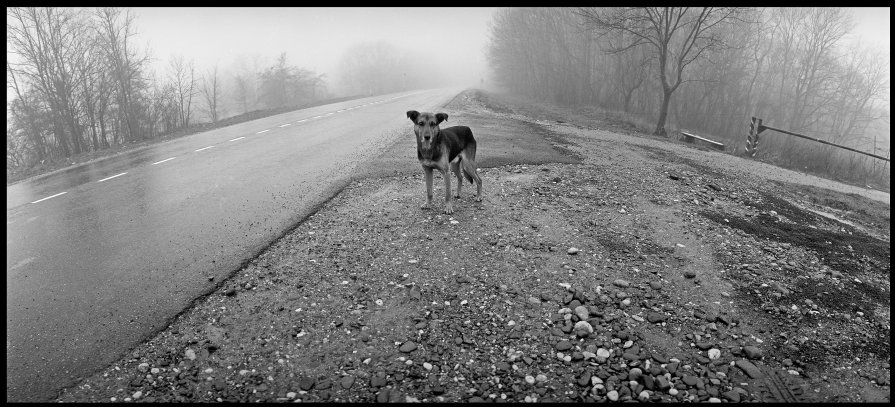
[407,110,482,214]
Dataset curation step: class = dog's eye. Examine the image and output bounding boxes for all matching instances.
[429,122,436,126]
[418,121,424,126]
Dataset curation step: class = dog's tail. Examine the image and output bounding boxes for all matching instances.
[462,140,477,184]
[463,165,474,184]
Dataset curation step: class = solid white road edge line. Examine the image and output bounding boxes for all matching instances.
[31,191,67,204]
[97,172,128,183]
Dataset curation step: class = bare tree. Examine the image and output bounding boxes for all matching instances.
[6,61,49,163]
[169,55,198,127]
[200,65,223,123]
[94,7,148,142]
[788,8,853,131]
[7,7,93,156]
[257,53,324,108]
[484,7,888,188]
[577,7,745,136]
[232,73,252,114]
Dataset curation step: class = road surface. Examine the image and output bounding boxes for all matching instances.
[6,88,461,401]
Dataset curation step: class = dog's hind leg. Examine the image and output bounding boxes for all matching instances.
[421,167,434,210]
[451,159,462,198]
[461,154,483,202]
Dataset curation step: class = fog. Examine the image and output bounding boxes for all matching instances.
[135,7,495,94]
[6,7,890,188]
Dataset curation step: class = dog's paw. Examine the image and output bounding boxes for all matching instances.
[420,202,432,210]
[474,196,483,202]
[443,205,454,214]
[453,194,461,199]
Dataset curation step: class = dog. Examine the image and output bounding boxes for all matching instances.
[407,110,482,214]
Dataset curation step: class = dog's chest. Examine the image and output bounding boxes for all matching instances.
[418,158,442,168]
[418,144,446,167]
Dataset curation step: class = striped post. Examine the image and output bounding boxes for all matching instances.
[745,117,762,158]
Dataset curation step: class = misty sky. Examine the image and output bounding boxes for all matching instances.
[133,7,498,86]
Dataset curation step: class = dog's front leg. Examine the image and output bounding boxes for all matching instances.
[442,168,453,214]
[421,167,434,210]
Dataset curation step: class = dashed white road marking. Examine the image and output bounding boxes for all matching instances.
[152,157,176,165]
[10,257,34,270]
[31,192,67,204]
[23,94,424,206]
[98,172,128,183]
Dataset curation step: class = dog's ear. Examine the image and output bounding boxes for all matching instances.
[407,110,420,123]
[435,113,448,124]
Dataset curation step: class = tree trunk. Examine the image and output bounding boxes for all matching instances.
[654,90,672,137]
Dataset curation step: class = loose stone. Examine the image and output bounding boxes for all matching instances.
[574,306,590,321]
[574,321,594,337]
[735,359,763,379]
[399,341,418,353]
[638,390,650,401]
[556,340,574,351]
[743,346,763,360]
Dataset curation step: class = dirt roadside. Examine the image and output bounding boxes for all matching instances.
[56,90,889,403]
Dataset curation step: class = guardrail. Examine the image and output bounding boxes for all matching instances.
[745,117,889,162]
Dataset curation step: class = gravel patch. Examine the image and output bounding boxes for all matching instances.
[55,90,889,403]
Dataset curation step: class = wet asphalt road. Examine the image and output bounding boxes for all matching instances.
[5,88,462,402]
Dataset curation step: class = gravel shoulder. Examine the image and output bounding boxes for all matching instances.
[56,90,889,403]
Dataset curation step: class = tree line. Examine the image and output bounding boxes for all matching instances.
[487,8,890,188]
[6,7,329,176]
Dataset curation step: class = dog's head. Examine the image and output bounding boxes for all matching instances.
[407,110,447,148]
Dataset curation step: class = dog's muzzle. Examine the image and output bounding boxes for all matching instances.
[419,129,436,143]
